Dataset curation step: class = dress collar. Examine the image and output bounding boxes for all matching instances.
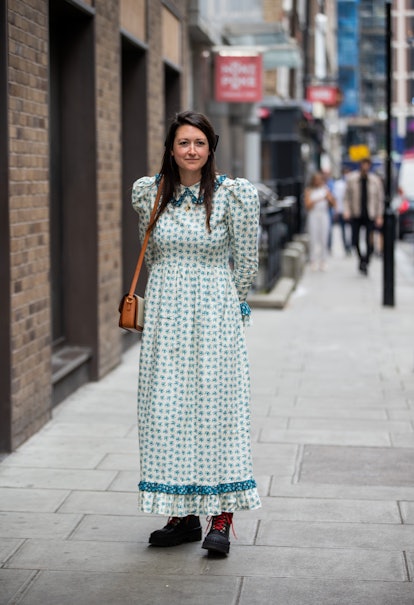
[165,175,226,208]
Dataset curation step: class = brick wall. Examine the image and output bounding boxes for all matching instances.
[177,0,189,112]
[8,0,52,448]
[3,0,192,450]
[264,0,284,21]
[147,1,164,175]
[95,0,123,377]
[146,0,189,174]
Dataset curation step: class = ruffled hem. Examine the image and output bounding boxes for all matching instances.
[138,487,261,516]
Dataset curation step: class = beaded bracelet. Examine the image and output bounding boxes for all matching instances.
[240,301,251,317]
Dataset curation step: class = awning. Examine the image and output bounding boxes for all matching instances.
[216,22,302,70]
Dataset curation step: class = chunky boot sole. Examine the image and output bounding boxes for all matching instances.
[149,526,202,547]
[201,534,230,554]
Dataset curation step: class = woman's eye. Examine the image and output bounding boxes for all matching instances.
[177,140,207,147]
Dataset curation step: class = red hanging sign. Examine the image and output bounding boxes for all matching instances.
[215,55,263,103]
[306,86,342,107]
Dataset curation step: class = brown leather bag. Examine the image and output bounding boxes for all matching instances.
[118,180,162,332]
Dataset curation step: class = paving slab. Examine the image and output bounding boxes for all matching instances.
[406,551,414,579]
[39,421,134,438]
[200,544,407,581]
[400,502,414,524]
[250,443,298,475]
[256,520,414,550]
[16,435,138,454]
[245,496,400,523]
[292,383,385,400]
[17,572,241,605]
[270,480,414,501]
[290,417,413,433]
[57,491,140,516]
[299,445,414,486]
[391,433,414,447]
[295,395,405,409]
[0,512,82,539]
[0,569,37,605]
[47,412,137,426]
[0,450,106,470]
[251,415,288,432]
[259,428,391,447]
[269,405,388,419]
[0,487,69,513]
[106,470,138,492]
[0,467,117,490]
[389,409,414,419]
[0,538,24,564]
[239,577,414,605]
[4,539,208,574]
[96,453,139,471]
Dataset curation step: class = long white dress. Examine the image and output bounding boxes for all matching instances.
[307,185,331,265]
[132,174,262,516]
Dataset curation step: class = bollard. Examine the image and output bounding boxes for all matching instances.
[285,242,306,278]
[282,248,302,285]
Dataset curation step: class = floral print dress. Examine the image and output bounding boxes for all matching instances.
[132,174,261,516]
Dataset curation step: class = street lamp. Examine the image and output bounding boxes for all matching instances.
[383,0,395,307]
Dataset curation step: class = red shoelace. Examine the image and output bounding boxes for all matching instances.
[206,513,237,538]
[166,516,181,527]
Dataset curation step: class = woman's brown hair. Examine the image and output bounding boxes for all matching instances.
[148,110,219,233]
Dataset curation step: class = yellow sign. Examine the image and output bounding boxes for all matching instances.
[349,145,370,162]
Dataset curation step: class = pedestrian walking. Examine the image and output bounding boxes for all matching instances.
[343,157,384,275]
[304,171,336,271]
[332,167,352,255]
[131,110,261,556]
[322,169,335,254]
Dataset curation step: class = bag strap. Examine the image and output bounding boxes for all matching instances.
[127,178,163,298]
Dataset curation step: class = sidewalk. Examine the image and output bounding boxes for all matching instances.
[1,231,414,605]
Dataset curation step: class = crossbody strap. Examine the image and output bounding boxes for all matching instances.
[127,179,163,297]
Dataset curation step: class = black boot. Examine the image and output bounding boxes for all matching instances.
[201,512,233,554]
[359,259,368,275]
[149,515,202,547]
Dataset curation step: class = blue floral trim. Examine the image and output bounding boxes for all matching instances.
[138,478,256,496]
[240,302,251,317]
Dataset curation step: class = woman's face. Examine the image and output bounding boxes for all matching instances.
[313,173,324,187]
[171,124,210,181]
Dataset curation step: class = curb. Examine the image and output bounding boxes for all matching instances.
[248,277,296,309]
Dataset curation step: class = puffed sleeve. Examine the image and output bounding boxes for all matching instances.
[131,176,158,270]
[225,178,260,323]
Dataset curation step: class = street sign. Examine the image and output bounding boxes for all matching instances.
[215,54,263,103]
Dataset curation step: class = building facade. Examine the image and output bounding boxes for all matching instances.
[1,0,313,451]
[393,0,414,151]
[1,0,190,451]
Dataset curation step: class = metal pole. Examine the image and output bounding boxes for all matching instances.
[383,0,395,307]
[302,0,310,98]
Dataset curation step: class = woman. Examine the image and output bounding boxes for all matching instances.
[131,111,261,556]
[304,171,336,271]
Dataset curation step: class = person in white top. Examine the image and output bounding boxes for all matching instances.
[332,167,352,255]
[304,171,336,271]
